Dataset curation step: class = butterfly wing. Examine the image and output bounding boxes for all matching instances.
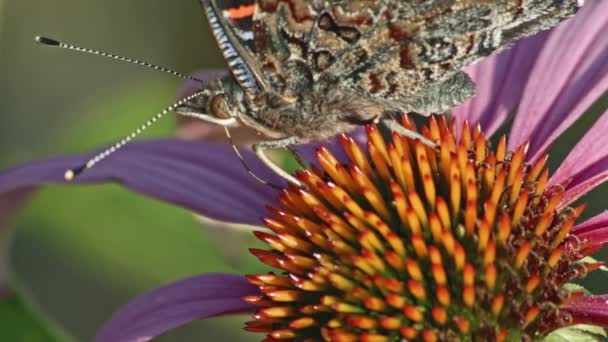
[214,0,257,52]
[250,0,578,112]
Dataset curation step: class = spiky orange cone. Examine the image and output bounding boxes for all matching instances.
[245,115,592,341]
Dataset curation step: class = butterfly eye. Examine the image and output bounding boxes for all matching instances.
[208,94,232,119]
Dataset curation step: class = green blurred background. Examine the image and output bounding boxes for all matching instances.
[1,0,607,341]
[0,0,262,340]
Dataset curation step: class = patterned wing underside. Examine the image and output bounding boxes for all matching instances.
[251,0,578,106]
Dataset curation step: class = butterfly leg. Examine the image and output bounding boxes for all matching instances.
[254,137,304,187]
[382,119,438,148]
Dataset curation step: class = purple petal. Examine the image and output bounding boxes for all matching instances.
[550,110,608,206]
[563,294,608,327]
[95,273,259,342]
[572,211,608,235]
[0,139,282,226]
[452,30,549,137]
[508,1,608,160]
[570,209,608,255]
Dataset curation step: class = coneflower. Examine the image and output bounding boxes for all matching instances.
[0,1,607,341]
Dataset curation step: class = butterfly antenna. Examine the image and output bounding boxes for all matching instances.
[64,90,208,181]
[222,126,282,189]
[35,35,204,83]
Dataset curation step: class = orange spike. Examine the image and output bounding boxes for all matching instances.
[490,170,506,205]
[339,133,374,177]
[475,134,487,162]
[386,294,406,309]
[367,124,390,164]
[408,280,427,300]
[412,234,428,257]
[428,246,443,264]
[528,155,548,183]
[485,263,497,290]
[478,218,490,250]
[497,330,509,342]
[415,140,432,176]
[368,141,391,181]
[512,191,529,227]
[463,286,475,307]
[289,317,316,329]
[442,230,456,255]
[400,326,418,339]
[515,241,532,269]
[508,146,525,186]
[258,306,296,318]
[431,263,447,286]
[436,287,451,306]
[496,135,507,163]
[316,146,358,192]
[450,157,462,216]
[436,197,451,231]
[548,246,564,268]
[509,169,524,205]
[454,243,466,269]
[385,251,405,271]
[361,333,388,342]
[440,135,452,179]
[525,306,540,324]
[460,121,472,150]
[534,211,554,236]
[484,152,497,187]
[533,169,550,205]
[403,305,424,322]
[454,316,470,333]
[408,191,429,226]
[428,116,441,141]
[386,232,407,258]
[390,144,407,188]
[429,213,443,242]
[422,330,438,342]
[362,187,391,219]
[405,259,424,281]
[551,216,576,249]
[379,316,401,330]
[463,263,475,286]
[497,213,512,243]
[464,200,477,236]
[406,207,422,234]
[525,274,541,293]
[348,315,377,330]
[491,295,505,316]
[484,239,496,265]
[484,200,497,227]
[422,173,437,209]
[392,183,409,226]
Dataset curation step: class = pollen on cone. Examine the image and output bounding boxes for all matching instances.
[246,115,595,341]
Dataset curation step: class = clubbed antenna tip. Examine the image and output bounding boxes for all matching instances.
[35,35,61,46]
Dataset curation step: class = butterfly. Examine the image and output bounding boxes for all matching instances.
[177,0,581,186]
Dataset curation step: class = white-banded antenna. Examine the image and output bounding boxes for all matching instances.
[65,90,208,181]
[35,35,204,83]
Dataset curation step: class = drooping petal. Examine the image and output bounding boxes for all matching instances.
[550,110,608,206]
[0,139,282,227]
[452,30,549,136]
[563,294,608,327]
[569,209,608,255]
[572,211,608,235]
[95,274,259,342]
[508,1,608,160]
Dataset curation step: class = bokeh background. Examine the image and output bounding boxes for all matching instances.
[1,0,261,341]
[1,0,607,341]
